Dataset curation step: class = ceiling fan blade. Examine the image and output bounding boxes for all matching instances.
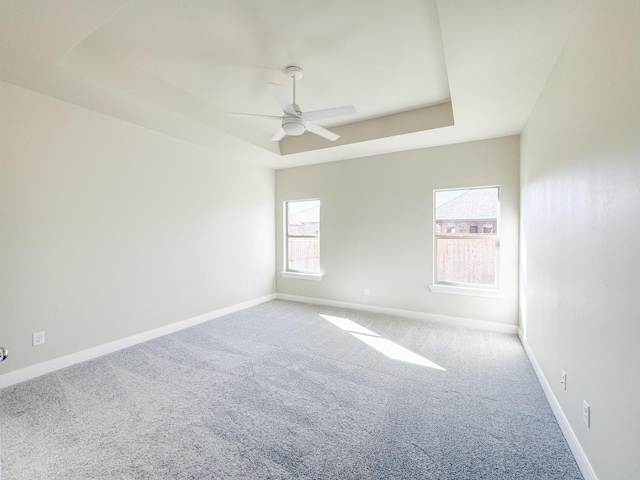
[267,83,296,115]
[306,122,340,141]
[304,105,356,122]
[271,128,287,142]
[227,112,282,120]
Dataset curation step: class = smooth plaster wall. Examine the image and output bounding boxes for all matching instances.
[0,81,275,374]
[276,136,520,327]
[520,0,640,478]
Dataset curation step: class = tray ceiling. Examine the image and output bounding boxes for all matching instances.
[0,0,579,168]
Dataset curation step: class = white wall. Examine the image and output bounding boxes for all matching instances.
[276,136,520,328]
[520,0,640,478]
[0,81,275,374]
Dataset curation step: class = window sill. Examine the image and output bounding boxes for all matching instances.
[428,284,503,299]
[281,272,324,281]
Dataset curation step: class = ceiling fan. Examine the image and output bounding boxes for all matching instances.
[230,66,356,142]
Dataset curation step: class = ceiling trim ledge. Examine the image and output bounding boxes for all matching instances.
[280,101,454,156]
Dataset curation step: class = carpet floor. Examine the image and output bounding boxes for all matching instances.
[0,300,583,479]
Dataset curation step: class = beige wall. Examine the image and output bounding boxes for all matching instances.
[520,0,640,478]
[276,136,520,327]
[0,81,275,374]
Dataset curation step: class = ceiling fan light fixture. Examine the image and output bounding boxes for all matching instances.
[282,116,306,136]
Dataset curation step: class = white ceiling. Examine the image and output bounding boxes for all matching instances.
[0,0,578,169]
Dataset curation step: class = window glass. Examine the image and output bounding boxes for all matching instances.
[286,199,320,273]
[434,187,499,287]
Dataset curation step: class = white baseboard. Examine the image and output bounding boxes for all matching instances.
[276,293,518,334]
[518,332,599,480]
[0,294,276,390]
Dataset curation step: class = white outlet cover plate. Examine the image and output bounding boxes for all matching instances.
[33,331,45,346]
[582,400,590,427]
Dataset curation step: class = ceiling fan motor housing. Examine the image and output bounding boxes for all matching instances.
[282,115,306,136]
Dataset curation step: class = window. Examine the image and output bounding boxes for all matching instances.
[433,186,499,289]
[285,199,320,274]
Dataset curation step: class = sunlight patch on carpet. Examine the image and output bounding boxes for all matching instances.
[320,314,446,370]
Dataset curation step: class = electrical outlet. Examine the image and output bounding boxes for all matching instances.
[364,288,370,296]
[33,331,45,346]
[583,400,590,428]
[561,370,566,390]
[247,284,252,293]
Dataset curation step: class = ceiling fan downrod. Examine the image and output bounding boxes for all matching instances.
[286,66,303,108]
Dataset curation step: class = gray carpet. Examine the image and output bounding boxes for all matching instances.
[0,300,583,479]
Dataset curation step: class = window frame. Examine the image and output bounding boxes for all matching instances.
[431,186,501,295]
[283,198,323,280]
